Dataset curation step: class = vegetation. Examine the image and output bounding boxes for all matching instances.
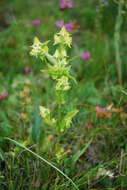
[0,0,127,189]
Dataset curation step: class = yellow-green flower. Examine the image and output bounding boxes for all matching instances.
[39,106,50,119]
[56,76,70,91]
[30,37,42,57]
[54,26,72,47]
[30,37,49,58]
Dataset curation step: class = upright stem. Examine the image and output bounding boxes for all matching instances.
[114,0,123,84]
[57,91,63,133]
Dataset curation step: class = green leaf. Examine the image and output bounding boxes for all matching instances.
[72,138,93,164]
[64,109,79,128]
[30,108,44,144]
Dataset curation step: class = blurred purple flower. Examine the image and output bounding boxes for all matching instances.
[60,0,73,10]
[81,51,91,60]
[55,20,73,32]
[96,106,105,111]
[65,23,73,32]
[0,92,9,100]
[32,19,41,25]
[55,20,64,28]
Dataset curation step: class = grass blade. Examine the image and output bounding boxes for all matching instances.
[72,138,93,164]
[5,137,79,190]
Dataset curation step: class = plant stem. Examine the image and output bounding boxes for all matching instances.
[114,0,123,84]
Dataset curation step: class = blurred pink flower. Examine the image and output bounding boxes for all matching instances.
[96,106,105,111]
[0,92,9,100]
[81,51,91,60]
[55,20,73,32]
[32,19,41,25]
[60,0,73,10]
[65,23,73,32]
[55,20,64,28]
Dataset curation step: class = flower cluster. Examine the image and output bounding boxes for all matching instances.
[39,106,56,126]
[30,27,72,92]
[30,37,49,58]
[54,26,72,47]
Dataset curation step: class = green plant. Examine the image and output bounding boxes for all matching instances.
[30,26,78,134]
